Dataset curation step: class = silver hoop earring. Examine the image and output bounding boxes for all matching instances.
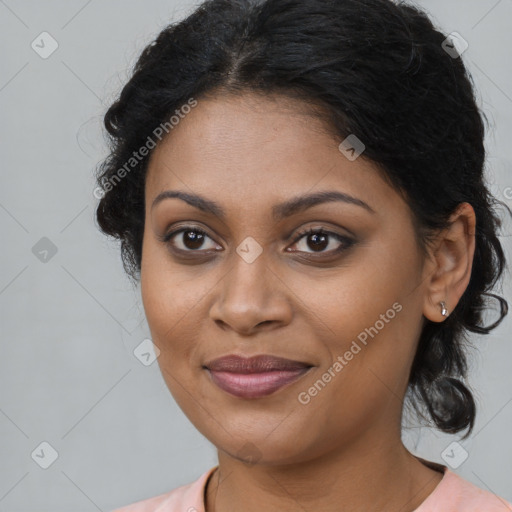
[440,301,448,317]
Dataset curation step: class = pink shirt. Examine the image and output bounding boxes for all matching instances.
[111,465,512,511]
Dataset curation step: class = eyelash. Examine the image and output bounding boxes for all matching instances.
[159,225,355,258]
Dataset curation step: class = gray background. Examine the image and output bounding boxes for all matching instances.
[1,0,511,510]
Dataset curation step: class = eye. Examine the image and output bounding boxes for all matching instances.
[160,227,222,253]
[158,225,355,258]
[287,227,354,255]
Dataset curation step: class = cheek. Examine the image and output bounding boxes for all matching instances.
[140,254,208,413]
[140,240,203,358]
[299,234,423,399]
[297,236,420,349]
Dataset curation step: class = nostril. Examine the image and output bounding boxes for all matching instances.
[257,320,272,327]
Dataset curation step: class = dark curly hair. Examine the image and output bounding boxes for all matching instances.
[94,0,510,437]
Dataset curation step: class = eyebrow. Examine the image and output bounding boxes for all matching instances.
[151,189,376,220]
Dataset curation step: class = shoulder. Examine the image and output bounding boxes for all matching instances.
[110,466,217,512]
[416,467,512,511]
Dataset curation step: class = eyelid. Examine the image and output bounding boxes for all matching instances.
[284,220,357,241]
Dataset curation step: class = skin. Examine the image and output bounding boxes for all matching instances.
[140,91,476,512]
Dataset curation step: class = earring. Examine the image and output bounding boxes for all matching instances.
[440,301,449,317]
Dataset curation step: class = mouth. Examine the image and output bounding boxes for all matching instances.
[203,354,313,399]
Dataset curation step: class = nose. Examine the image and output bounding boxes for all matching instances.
[209,252,293,336]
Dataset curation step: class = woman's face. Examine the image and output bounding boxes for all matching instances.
[141,92,432,465]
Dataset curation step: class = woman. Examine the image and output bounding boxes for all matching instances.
[95,0,511,509]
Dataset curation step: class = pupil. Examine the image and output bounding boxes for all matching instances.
[308,233,328,251]
[184,230,204,249]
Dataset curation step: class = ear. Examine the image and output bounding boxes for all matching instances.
[422,202,476,323]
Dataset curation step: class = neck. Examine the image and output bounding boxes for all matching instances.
[205,431,444,512]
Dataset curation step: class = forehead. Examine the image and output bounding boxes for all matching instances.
[144,92,396,219]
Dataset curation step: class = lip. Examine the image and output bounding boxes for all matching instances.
[204,355,313,399]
